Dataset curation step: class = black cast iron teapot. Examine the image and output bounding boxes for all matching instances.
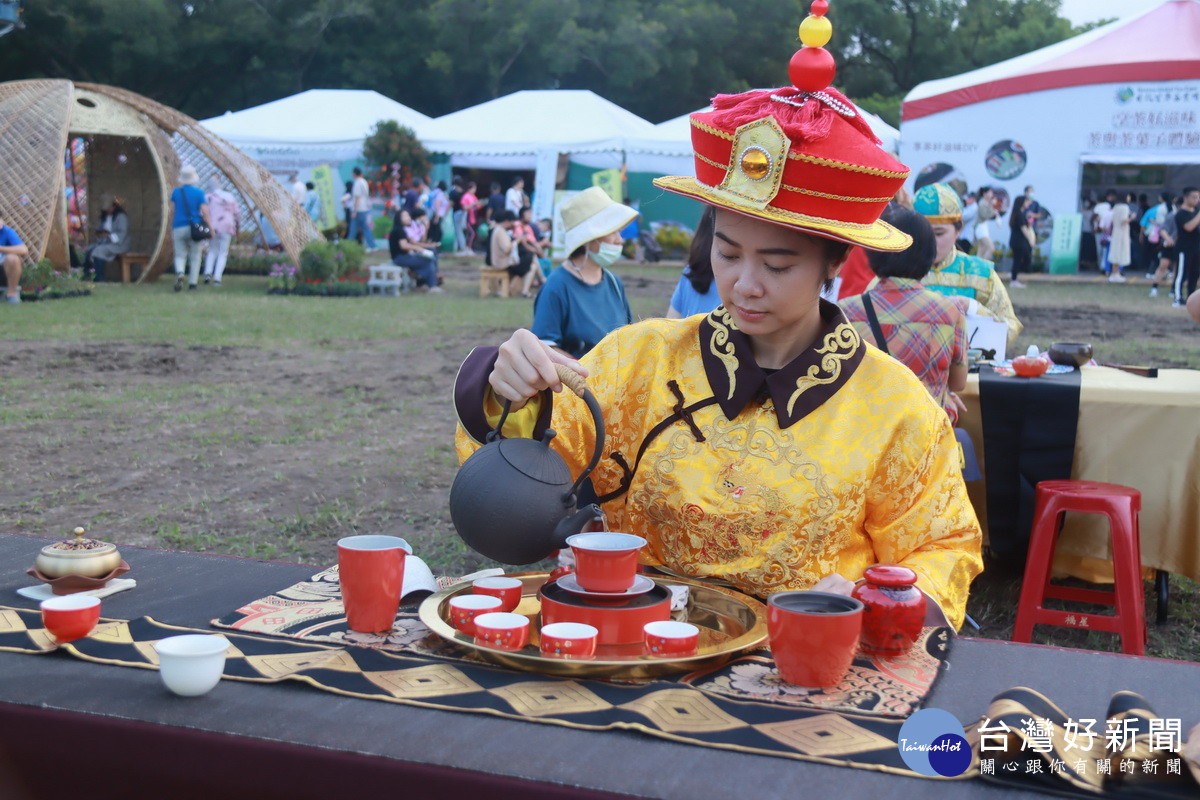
[449,364,607,564]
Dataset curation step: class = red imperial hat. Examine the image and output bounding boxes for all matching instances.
[654,0,912,252]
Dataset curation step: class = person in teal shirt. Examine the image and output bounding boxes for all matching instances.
[531,188,636,359]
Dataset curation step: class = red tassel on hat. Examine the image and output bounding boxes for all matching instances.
[706,87,879,146]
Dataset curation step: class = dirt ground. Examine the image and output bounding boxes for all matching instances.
[0,262,666,574]
[2,263,1192,577]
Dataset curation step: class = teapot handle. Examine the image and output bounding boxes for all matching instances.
[552,365,606,502]
[484,365,606,503]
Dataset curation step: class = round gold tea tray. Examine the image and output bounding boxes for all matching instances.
[418,572,767,679]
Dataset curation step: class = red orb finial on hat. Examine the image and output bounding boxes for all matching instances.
[790,1,836,93]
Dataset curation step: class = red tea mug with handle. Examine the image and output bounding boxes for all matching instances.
[767,591,863,688]
[337,535,411,633]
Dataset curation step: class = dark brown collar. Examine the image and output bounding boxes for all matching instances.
[697,300,865,428]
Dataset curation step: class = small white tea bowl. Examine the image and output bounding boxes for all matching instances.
[153,634,230,697]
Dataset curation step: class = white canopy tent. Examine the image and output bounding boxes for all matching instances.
[899,0,1200,267]
[418,89,657,171]
[199,89,431,175]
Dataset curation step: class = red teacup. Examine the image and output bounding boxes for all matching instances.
[539,622,598,659]
[41,594,101,643]
[643,620,699,657]
[767,591,863,688]
[448,594,503,637]
[565,532,646,593]
[472,576,523,613]
[337,535,411,633]
[472,612,530,651]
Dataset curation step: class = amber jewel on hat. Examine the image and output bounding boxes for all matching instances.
[654,0,911,252]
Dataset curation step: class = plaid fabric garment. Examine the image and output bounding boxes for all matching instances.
[840,278,967,418]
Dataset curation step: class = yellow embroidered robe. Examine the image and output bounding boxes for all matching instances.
[455,303,983,629]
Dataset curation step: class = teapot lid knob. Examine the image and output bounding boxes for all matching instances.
[73,526,86,541]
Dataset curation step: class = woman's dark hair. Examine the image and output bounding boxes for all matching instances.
[1009,196,1029,232]
[867,207,936,280]
[685,207,716,293]
[412,206,427,219]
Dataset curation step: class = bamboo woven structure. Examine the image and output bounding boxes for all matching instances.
[0,79,319,282]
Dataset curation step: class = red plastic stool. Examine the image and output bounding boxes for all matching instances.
[1012,480,1146,655]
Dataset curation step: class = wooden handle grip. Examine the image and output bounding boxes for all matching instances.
[554,363,589,397]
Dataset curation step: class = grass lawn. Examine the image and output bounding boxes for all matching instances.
[4,258,1198,661]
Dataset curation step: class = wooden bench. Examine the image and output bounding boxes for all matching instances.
[114,253,150,283]
[480,268,514,297]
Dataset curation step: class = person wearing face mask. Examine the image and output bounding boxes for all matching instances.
[530,187,635,358]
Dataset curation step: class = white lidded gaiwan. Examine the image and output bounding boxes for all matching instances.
[35,527,122,579]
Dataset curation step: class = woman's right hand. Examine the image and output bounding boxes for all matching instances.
[490,329,588,408]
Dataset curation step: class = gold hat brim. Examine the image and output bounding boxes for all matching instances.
[653,175,912,253]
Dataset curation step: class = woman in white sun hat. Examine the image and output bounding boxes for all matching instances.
[530,186,638,359]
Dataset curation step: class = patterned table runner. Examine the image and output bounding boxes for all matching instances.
[0,597,950,781]
[213,566,948,718]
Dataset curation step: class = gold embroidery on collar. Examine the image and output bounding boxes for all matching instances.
[785,322,859,416]
[708,308,740,401]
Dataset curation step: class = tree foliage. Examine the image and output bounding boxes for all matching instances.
[362,121,431,178]
[0,0,1098,127]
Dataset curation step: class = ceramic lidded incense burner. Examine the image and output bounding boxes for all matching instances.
[35,527,122,579]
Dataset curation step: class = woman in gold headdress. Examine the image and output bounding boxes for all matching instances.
[453,2,982,629]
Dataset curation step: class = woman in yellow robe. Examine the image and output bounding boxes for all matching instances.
[454,11,982,629]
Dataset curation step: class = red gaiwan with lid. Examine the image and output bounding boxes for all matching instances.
[851,564,926,657]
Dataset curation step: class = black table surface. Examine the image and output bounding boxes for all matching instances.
[3,532,1198,800]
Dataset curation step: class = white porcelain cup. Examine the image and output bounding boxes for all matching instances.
[154,634,230,697]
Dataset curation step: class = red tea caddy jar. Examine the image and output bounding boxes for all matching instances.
[851,564,926,658]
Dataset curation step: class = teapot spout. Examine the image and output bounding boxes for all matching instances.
[552,504,608,549]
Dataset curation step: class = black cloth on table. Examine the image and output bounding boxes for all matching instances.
[978,368,1081,564]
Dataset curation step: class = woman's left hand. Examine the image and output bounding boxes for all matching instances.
[811,573,855,596]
